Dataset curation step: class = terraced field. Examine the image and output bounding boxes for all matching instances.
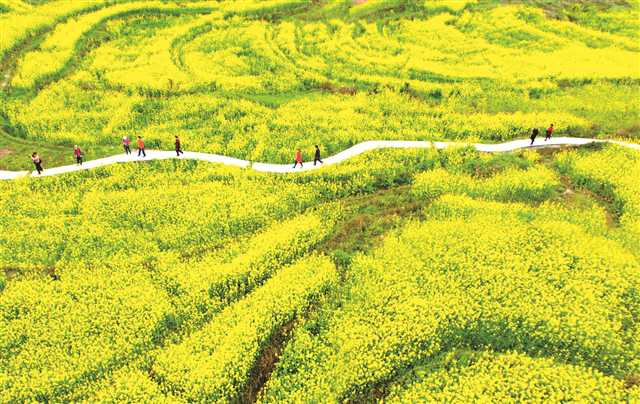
[1,0,639,402]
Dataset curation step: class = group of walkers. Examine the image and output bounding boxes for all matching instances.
[29,135,184,175]
[27,125,555,175]
[530,124,554,145]
[293,145,323,168]
[121,135,183,157]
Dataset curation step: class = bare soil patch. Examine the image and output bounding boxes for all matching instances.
[243,320,296,402]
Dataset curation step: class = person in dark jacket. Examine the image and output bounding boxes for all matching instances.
[530,128,539,145]
[313,145,323,166]
[293,149,303,168]
[175,136,184,156]
[31,152,43,175]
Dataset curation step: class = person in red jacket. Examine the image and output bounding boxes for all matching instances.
[73,145,82,165]
[293,149,303,168]
[137,136,146,157]
[544,123,554,141]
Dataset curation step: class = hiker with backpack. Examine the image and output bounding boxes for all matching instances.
[31,152,43,175]
[73,145,83,165]
[544,124,554,141]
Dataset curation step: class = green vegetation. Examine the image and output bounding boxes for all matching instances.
[0,125,119,170]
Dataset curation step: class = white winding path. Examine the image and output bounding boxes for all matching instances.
[1,137,638,180]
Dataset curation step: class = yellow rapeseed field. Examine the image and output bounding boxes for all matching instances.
[0,0,639,401]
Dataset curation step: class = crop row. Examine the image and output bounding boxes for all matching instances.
[555,145,640,253]
[156,207,341,329]
[412,165,560,203]
[386,351,638,402]
[153,254,336,401]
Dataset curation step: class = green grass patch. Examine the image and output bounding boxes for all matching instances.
[0,131,120,171]
[321,185,425,269]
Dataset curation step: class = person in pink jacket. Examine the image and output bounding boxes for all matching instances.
[73,145,82,165]
[122,136,131,155]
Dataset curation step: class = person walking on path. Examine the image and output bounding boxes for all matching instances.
[122,136,131,155]
[31,152,43,175]
[137,136,146,157]
[530,128,539,145]
[73,145,83,165]
[314,145,323,166]
[175,136,184,156]
[293,149,303,168]
[544,124,554,141]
